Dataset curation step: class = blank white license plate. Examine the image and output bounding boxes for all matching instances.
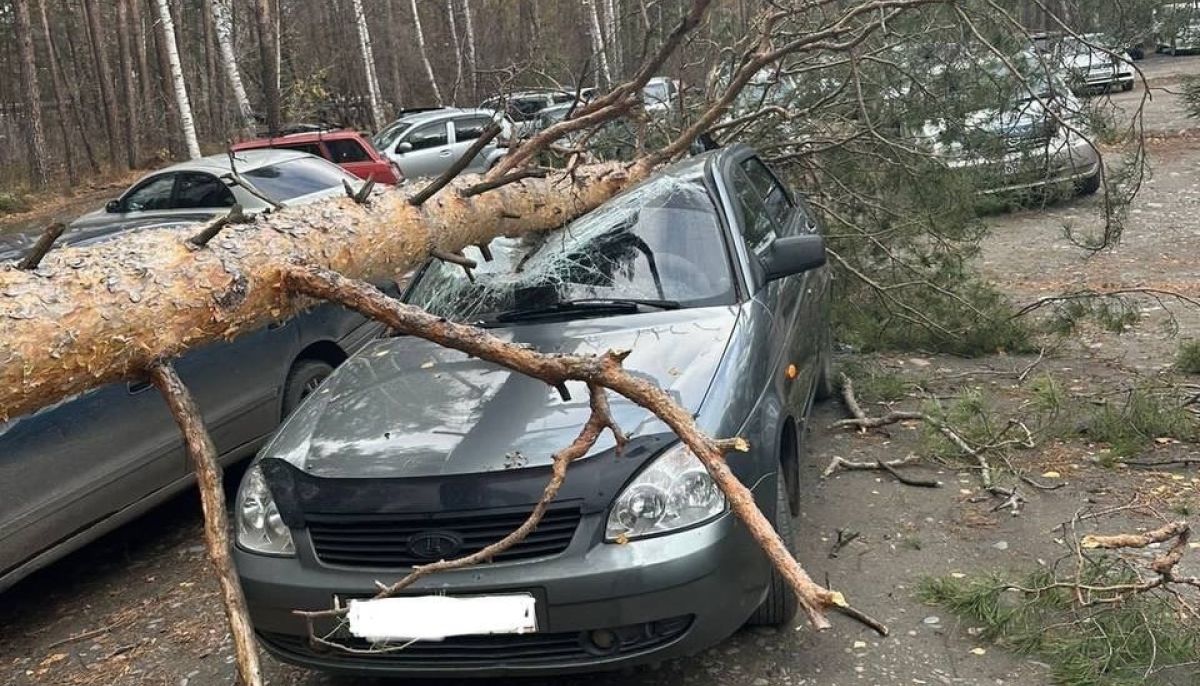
[346,594,537,642]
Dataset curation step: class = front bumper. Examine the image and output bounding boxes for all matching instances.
[948,130,1101,196]
[1075,69,1134,92]
[237,495,774,677]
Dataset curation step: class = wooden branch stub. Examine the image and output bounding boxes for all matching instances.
[459,167,551,199]
[344,176,376,205]
[476,242,494,262]
[430,249,477,282]
[18,223,66,270]
[1082,520,1189,550]
[187,205,246,249]
[555,382,572,402]
[148,362,263,686]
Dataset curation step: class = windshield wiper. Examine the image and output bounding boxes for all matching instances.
[492,298,680,323]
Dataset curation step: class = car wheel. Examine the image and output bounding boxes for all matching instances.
[1122,81,1134,92]
[1075,169,1102,196]
[746,471,799,627]
[282,359,335,418]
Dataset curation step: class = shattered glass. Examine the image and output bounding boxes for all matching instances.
[408,174,736,323]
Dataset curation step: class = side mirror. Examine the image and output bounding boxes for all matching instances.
[105,199,121,213]
[761,234,826,282]
[397,141,413,153]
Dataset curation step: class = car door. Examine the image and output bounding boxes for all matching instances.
[392,121,453,178]
[109,173,178,226]
[729,155,818,413]
[323,138,378,180]
[451,115,498,173]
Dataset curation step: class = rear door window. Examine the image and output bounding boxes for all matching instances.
[404,122,449,151]
[280,142,324,157]
[123,174,176,211]
[173,172,236,209]
[453,116,494,142]
[325,138,372,163]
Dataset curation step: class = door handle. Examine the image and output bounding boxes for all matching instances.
[439,149,453,157]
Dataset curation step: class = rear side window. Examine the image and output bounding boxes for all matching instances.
[123,174,176,211]
[242,157,351,203]
[280,143,324,157]
[174,172,236,209]
[454,116,494,141]
[326,139,371,163]
[405,123,449,151]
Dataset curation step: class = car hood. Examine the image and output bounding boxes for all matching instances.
[262,306,741,479]
[66,209,218,234]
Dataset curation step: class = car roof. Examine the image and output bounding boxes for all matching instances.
[145,148,311,179]
[232,129,365,148]
[389,107,498,127]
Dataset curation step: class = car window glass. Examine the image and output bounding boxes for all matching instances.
[242,157,352,203]
[740,158,792,229]
[281,142,324,157]
[454,116,494,141]
[123,175,176,212]
[407,175,735,323]
[404,123,449,151]
[173,172,236,209]
[732,169,780,253]
[373,122,410,151]
[325,139,371,163]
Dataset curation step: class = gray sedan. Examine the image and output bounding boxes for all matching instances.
[0,157,383,593]
[234,144,833,677]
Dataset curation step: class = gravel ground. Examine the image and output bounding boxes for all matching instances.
[3,53,1199,686]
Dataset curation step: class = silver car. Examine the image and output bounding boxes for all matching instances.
[71,149,362,236]
[372,108,512,179]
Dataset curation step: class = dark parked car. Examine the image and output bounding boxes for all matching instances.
[235,144,833,677]
[0,199,385,594]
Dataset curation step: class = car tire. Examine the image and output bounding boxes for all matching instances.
[1122,81,1134,92]
[746,471,799,627]
[1075,169,1102,196]
[282,359,335,418]
[814,333,836,402]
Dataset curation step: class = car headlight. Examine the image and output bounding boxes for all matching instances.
[605,442,726,541]
[235,464,295,556]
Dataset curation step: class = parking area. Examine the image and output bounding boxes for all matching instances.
[2,52,1199,686]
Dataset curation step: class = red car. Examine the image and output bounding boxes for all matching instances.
[231,130,403,185]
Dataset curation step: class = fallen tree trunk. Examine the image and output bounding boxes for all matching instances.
[0,164,635,421]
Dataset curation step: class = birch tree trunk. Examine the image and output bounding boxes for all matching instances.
[36,0,79,183]
[82,0,122,168]
[351,0,386,130]
[603,0,621,76]
[13,0,50,186]
[153,0,201,159]
[115,0,140,169]
[207,0,255,132]
[252,0,282,135]
[445,0,463,103]
[584,0,612,89]
[410,0,444,106]
[461,0,478,100]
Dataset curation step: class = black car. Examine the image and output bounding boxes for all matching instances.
[234,144,833,677]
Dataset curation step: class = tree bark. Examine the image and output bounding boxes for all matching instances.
[149,363,263,686]
[13,0,50,186]
[56,0,102,174]
[252,0,281,135]
[350,0,386,129]
[461,0,478,100]
[36,0,79,183]
[149,0,184,159]
[82,0,123,169]
[384,0,405,112]
[116,0,140,169]
[208,0,256,132]
[445,0,463,103]
[585,0,612,88]
[410,0,444,106]
[153,0,201,159]
[0,164,634,422]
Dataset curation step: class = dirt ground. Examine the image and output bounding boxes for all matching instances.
[3,53,1200,686]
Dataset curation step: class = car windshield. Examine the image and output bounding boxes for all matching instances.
[373,122,413,151]
[406,174,735,323]
[241,157,354,203]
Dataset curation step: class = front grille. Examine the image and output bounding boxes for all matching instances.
[306,504,581,568]
[259,616,692,668]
